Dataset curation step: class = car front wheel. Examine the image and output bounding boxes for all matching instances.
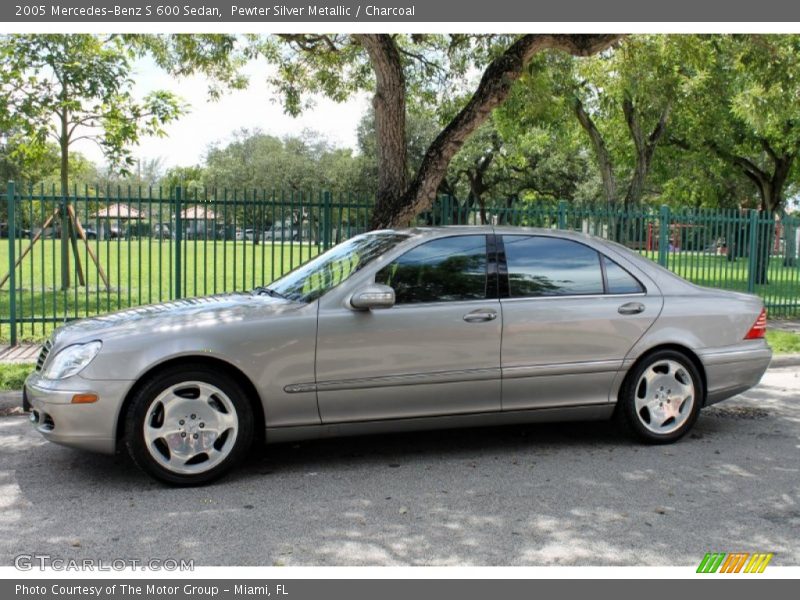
[125,366,254,485]
[617,350,703,444]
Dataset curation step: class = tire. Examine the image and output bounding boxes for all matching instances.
[616,349,703,444]
[125,365,255,486]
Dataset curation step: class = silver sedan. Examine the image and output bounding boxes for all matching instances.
[25,227,772,485]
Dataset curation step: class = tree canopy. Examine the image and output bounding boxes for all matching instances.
[0,34,185,195]
[5,33,800,222]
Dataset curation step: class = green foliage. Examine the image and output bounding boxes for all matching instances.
[7,33,800,218]
[0,34,185,189]
[674,35,800,210]
[766,330,800,354]
[161,165,205,191]
[201,128,366,194]
[0,363,33,390]
[250,35,516,118]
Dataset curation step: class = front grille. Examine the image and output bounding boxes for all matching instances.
[35,340,52,372]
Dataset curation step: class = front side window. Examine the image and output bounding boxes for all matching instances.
[375,235,488,304]
[502,235,604,297]
[266,232,410,302]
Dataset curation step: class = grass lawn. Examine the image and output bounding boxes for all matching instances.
[0,363,34,390]
[766,330,800,354]
[643,250,800,312]
[1,239,320,342]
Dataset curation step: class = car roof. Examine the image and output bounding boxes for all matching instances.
[389,225,598,243]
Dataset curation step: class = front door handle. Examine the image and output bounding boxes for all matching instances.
[463,309,498,323]
[618,302,645,315]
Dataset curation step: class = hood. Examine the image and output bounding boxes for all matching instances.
[51,293,300,346]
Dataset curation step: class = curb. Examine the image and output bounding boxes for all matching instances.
[769,354,800,369]
[0,391,23,414]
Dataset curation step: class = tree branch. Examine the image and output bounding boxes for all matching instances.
[574,93,617,206]
[277,34,341,53]
[379,34,621,227]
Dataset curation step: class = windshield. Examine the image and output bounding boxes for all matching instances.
[262,232,410,302]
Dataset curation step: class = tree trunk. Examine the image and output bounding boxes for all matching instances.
[703,140,796,284]
[622,97,670,208]
[573,95,616,208]
[784,213,798,268]
[368,34,621,229]
[354,35,408,228]
[752,155,792,283]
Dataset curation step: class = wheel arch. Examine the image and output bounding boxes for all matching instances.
[115,355,265,450]
[618,343,708,406]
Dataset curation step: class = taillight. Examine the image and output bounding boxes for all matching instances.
[744,308,767,339]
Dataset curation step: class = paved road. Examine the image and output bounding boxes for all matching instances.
[1,368,798,567]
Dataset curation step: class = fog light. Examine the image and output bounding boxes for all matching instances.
[71,393,98,404]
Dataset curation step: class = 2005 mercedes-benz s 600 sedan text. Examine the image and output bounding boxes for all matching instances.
[25,227,772,485]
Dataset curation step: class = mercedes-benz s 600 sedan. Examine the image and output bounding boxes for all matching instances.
[25,227,772,485]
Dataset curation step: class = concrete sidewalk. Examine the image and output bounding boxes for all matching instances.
[0,344,39,364]
[771,318,800,334]
[0,391,23,415]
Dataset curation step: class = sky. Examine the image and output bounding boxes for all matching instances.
[70,56,371,170]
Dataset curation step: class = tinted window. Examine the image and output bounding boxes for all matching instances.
[268,232,409,302]
[502,235,603,297]
[375,236,488,304]
[603,255,644,294]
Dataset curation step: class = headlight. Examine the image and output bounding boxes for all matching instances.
[42,341,102,380]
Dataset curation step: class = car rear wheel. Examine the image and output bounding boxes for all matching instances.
[125,366,254,485]
[616,350,703,444]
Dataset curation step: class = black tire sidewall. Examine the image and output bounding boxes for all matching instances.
[125,366,255,486]
[619,350,703,444]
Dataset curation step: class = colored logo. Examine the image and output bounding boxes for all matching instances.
[697,552,773,573]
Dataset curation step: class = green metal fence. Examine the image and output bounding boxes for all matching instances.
[2,182,799,344]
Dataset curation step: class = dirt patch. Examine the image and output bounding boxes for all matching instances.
[705,406,771,420]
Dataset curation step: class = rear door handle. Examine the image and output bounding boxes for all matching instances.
[463,309,497,323]
[618,302,645,315]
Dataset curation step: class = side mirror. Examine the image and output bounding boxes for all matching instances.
[349,284,395,310]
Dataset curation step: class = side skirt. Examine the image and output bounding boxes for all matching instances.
[264,404,615,444]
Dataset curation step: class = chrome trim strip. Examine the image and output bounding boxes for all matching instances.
[285,367,502,394]
[502,359,623,379]
[285,360,624,394]
[500,293,646,303]
[284,383,317,394]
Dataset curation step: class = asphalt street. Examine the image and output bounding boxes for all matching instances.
[1,367,798,567]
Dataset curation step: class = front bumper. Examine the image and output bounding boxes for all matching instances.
[699,341,773,406]
[25,372,133,454]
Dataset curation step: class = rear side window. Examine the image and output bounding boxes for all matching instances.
[603,255,645,294]
[502,235,604,297]
[375,235,488,304]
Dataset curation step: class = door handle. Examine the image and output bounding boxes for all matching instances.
[618,302,645,315]
[463,309,497,323]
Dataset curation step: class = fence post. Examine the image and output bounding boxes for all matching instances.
[322,191,332,250]
[658,205,670,267]
[174,186,182,300]
[442,195,451,225]
[60,190,70,290]
[6,181,16,346]
[747,209,759,293]
[557,200,568,230]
